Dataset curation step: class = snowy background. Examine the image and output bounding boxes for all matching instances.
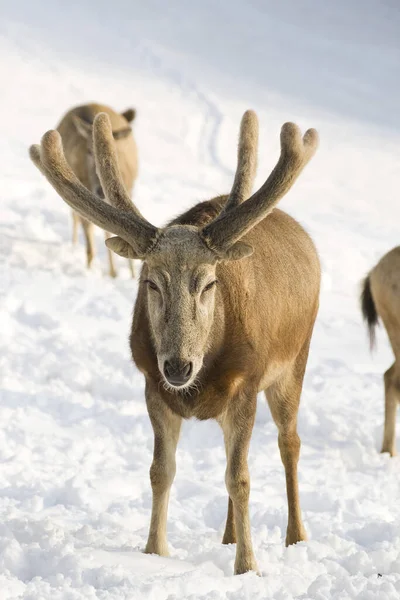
[1,1,400,598]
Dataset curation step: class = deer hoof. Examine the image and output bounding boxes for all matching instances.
[285,526,307,547]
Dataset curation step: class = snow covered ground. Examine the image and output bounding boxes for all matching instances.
[1,1,400,597]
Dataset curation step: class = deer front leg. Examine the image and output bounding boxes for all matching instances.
[81,218,95,269]
[220,394,258,575]
[144,385,181,556]
[104,231,118,278]
[72,211,80,245]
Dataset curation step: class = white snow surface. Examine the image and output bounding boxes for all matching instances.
[1,1,400,598]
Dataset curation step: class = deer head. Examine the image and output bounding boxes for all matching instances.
[30,111,318,390]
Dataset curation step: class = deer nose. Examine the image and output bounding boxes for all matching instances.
[163,360,193,386]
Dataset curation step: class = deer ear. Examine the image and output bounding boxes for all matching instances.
[105,236,141,259]
[112,127,132,140]
[72,115,92,139]
[222,241,254,261]
[121,108,136,122]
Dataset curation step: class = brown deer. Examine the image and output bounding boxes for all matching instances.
[361,248,400,457]
[56,103,137,277]
[29,110,320,575]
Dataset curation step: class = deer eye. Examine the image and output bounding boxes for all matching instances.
[202,280,218,293]
[144,279,159,292]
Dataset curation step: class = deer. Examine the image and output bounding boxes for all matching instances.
[361,248,400,457]
[56,103,137,277]
[29,109,320,575]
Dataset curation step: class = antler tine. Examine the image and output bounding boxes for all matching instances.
[223,110,259,212]
[29,130,158,255]
[201,122,319,253]
[93,113,150,228]
[29,144,46,175]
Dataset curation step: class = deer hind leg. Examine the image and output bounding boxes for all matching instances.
[381,363,399,457]
[81,218,95,269]
[219,392,258,575]
[144,384,182,557]
[104,232,118,278]
[72,211,80,245]
[222,497,236,545]
[265,344,310,547]
[220,426,236,544]
[128,258,135,278]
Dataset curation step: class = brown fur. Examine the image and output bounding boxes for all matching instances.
[57,103,137,276]
[132,202,319,421]
[29,110,320,575]
[361,247,400,456]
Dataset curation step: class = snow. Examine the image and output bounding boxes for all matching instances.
[1,0,400,597]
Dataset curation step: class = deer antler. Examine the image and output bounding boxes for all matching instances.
[29,117,158,257]
[93,113,151,226]
[201,120,318,253]
[223,110,258,211]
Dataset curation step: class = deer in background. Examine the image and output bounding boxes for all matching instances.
[56,103,137,277]
[30,110,320,575]
[361,248,400,457]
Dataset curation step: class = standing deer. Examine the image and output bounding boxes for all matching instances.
[29,110,320,575]
[56,103,137,277]
[361,248,400,457]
